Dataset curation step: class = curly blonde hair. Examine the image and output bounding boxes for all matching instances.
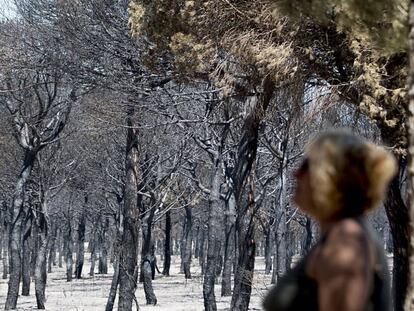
[305,129,397,221]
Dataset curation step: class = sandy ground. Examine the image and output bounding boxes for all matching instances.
[0,254,272,310]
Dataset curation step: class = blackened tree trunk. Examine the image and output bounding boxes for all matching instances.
[89,228,97,276]
[75,200,86,279]
[48,224,57,273]
[118,107,140,310]
[139,193,157,305]
[64,223,73,282]
[407,4,414,310]
[230,77,274,311]
[2,220,9,280]
[264,225,272,275]
[105,194,123,311]
[182,206,193,279]
[231,176,257,311]
[302,217,313,256]
[21,214,32,297]
[58,229,63,268]
[222,193,236,296]
[382,158,409,311]
[199,225,206,274]
[162,210,171,276]
[34,198,49,309]
[203,157,224,311]
[274,169,287,284]
[5,150,36,310]
[105,253,120,311]
[99,217,109,274]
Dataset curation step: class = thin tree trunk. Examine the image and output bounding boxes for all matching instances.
[64,224,73,282]
[75,207,86,279]
[203,160,224,311]
[162,210,171,276]
[98,217,109,274]
[183,206,192,279]
[34,201,49,309]
[264,226,272,275]
[222,193,236,296]
[199,225,206,274]
[58,229,63,268]
[118,107,140,310]
[3,221,9,279]
[139,192,157,305]
[21,214,32,297]
[105,253,120,311]
[5,150,35,310]
[302,217,313,256]
[48,224,57,273]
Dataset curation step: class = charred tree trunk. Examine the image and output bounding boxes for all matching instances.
[89,228,97,276]
[105,194,123,311]
[98,221,108,275]
[162,210,171,276]
[118,107,140,310]
[199,225,206,274]
[264,225,272,275]
[58,229,63,268]
[105,254,120,311]
[230,78,274,311]
[2,220,9,280]
[302,217,313,256]
[75,212,86,279]
[139,193,157,305]
[34,197,49,310]
[222,193,236,296]
[382,157,409,311]
[64,223,73,282]
[231,176,257,311]
[47,224,57,273]
[21,218,31,297]
[182,206,193,279]
[405,4,414,310]
[5,150,36,310]
[203,157,224,311]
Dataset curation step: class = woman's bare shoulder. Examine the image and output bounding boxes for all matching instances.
[314,219,369,277]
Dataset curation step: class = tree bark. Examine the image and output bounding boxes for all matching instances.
[58,229,63,268]
[203,158,224,311]
[75,212,86,279]
[382,159,409,311]
[264,225,272,275]
[2,220,9,280]
[182,206,193,279]
[118,107,140,310]
[222,193,236,296]
[230,77,274,311]
[21,214,32,297]
[47,224,57,273]
[105,254,120,311]
[64,223,73,282]
[162,210,171,276]
[5,150,36,310]
[139,193,157,305]
[406,3,414,310]
[34,200,49,309]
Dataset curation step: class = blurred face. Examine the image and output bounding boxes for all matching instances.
[293,158,315,215]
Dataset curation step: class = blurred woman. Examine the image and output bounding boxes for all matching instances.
[263,129,396,311]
